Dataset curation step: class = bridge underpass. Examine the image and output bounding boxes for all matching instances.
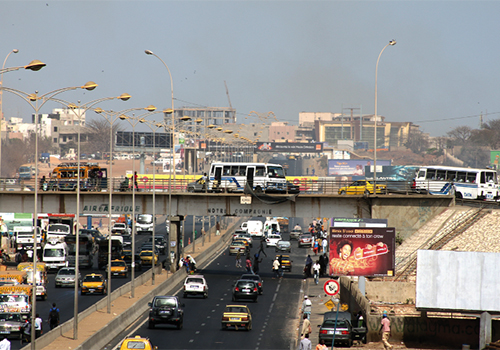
[0,191,454,239]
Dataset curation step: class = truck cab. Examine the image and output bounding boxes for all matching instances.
[136,214,154,235]
[46,223,71,242]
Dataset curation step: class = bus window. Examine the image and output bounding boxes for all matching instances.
[482,172,496,184]
[239,165,247,175]
[447,171,457,181]
[424,169,435,180]
[231,166,239,176]
[268,166,285,178]
[255,167,265,176]
[466,173,476,183]
[457,171,467,182]
[223,166,231,176]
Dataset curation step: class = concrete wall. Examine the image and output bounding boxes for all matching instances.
[365,281,416,304]
[372,197,453,239]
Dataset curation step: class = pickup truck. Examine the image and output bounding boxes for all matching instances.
[318,311,367,347]
[111,222,131,235]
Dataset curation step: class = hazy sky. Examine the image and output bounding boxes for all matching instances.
[1,1,499,137]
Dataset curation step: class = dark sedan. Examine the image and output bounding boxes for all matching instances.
[239,274,263,295]
[232,279,259,302]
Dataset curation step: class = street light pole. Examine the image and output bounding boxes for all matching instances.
[374,40,396,188]
[145,50,176,271]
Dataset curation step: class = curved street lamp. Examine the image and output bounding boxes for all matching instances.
[144,49,177,271]
[374,40,396,187]
[0,82,97,349]
[52,93,131,339]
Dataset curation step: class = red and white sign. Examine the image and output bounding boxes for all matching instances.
[324,279,340,296]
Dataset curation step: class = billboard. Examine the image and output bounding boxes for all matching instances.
[328,159,391,176]
[331,217,388,228]
[329,227,395,277]
[364,165,419,182]
[255,142,323,153]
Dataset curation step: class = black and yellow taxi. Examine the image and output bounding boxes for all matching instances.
[221,304,252,331]
[139,250,158,265]
[338,180,386,195]
[276,254,293,271]
[120,335,157,350]
[81,273,107,295]
[107,259,128,278]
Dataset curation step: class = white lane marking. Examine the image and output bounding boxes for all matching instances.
[276,284,280,292]
[195,331,200,334]
[272,293,277,302]
[201,323,206,326]
[189,339,194,343]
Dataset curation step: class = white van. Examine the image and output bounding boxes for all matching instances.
[264,219,280,236]
[43,239,69,270]
[246,220,263,237]
[241,221,248,232]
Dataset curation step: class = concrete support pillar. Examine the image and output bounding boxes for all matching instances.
[480,311,491,350]
[169,215,184,273]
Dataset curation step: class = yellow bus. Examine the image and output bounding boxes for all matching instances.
[47,162,107,191]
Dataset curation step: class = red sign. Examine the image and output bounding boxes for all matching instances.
[324,279,340,296]
[329,227,395,277]
[142,176,148,183]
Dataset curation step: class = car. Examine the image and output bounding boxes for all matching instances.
[229,240,247,255]
[232,229,248,238]
[111,222,131,235]
[79,228,104,243]
[55,267,81,288]
[148,295,184,329]
[232,279,259,302]
[120,335,158,350]
[221,304,252,331]
[183,275,208,298]
[186,178,207,193]
[239,274,263,295]
[0,312,24,339]
[140,244,160,255]
[106,259,128,278]
[289,229,302,240]
[338,180,387,195]
[265,234,282,247]
[275,240,291,253]
[147,236,167,254]
[135,214,154,234]
[81,273,107,295]
[122,234,132,249]
[122,250,142,271]
[276,254,292,271]
[233,232,253,247]
[298,233,314,248]
[318,311,367,347]
[140,250,158,265]
[286,181,300,194]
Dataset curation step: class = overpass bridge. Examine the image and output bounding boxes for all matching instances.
[0,190,454,238]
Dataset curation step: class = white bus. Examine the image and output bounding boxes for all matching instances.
[414,166,499,200]
[208,162,287,193]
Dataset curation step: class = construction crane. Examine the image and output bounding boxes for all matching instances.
[224,80,232,109]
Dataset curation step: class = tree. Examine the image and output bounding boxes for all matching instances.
[447,126,472,144]
[404,129,429,154]
[84,119,124,155]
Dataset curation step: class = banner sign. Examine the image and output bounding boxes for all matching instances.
[329,227,395,277]
[331,218,388,227]
[328,159,391,176]
[255,142,323,153]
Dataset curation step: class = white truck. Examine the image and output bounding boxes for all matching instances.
[135,214,154,235]
[46,223,71,242]
[14,226,41,250]
[246,220,264,238]
[42,239,69,271]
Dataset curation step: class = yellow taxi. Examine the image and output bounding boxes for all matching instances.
[276,254,293,271]
[81,273,107,295]
[120,335,157,350]
[338,180,387,195]
[139,250,158,265]
[107,259,128,278]
[221,304,252,331]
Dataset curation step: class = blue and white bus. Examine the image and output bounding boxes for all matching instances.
[414,165,499,200]
[208,162,287,193]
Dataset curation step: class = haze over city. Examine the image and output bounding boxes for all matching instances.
[2,1,500,137]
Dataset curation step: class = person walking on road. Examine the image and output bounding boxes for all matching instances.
[235,249,242,268]
[301,313,312,339]
[302,296,312,320]
[34,313,43,338]
[257,237,267,257]
[315,339,327,350]
[245,255,253,274]
[253,253,262,274]
[272,257,280,278]
[299,333,311,350]
[312,260,321,284]
[379,312,393,350]
[48,303,60,330]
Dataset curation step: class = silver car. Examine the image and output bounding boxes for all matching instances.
[275,240,291,253]
[0,312,24,339]
[55,267,81,288]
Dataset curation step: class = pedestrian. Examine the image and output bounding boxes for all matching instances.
[379,312,393,350]
[304,255,313,277]
[48,303,60,330]
[34,313,43,338]
[272,256,280,278]
[253,253,262,274]
[301,313,312,339]
[322,237,328,254]
[245,255,253,274]
[312,260,321,284]
[302,295,312,320]
[299,333,311,350]
[313,239,319,255]
[257,237,267,257]
[235,249,242,268]
[21,319,31,345]
[0,335,10,350]
[315,339,327,350]
[133,171,139,190]
[216,221,220,236]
